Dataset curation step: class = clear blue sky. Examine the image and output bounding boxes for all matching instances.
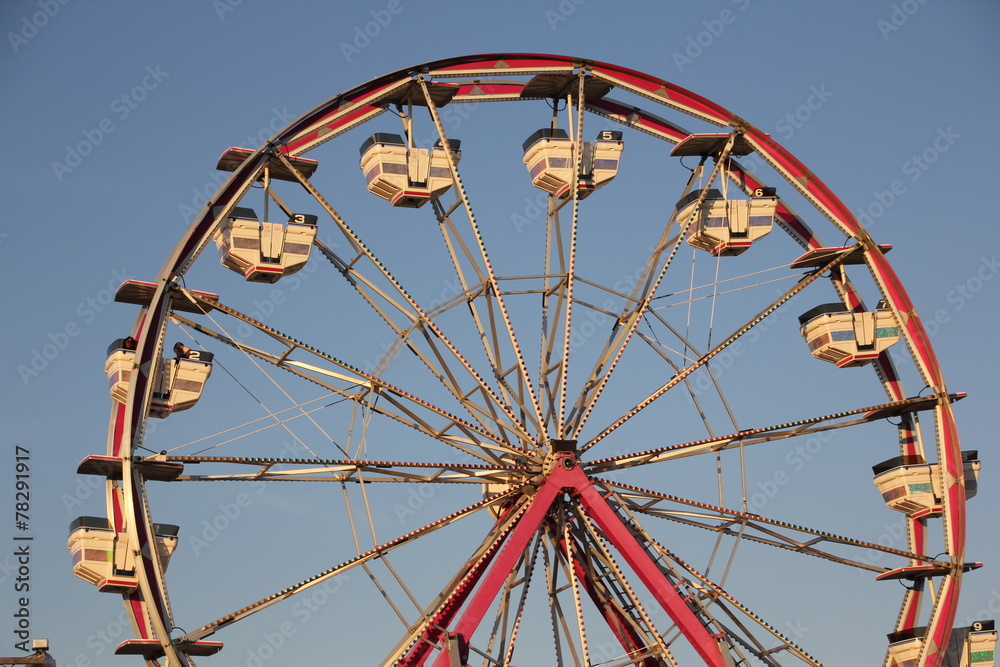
[2,1,999,665]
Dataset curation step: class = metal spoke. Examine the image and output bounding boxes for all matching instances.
[568,133,740,440]
[179,484,528,644]
[169,304,522,462]
[599,480,949,573]
[586,393,956,474]
[163,455,527,485]
[273,150,535,448]
[581,246,870,454]
[539,196,568,435]
[601,487,823,666]
[554,73,587,440]
[431,200,537,444]
[418,76,547,440]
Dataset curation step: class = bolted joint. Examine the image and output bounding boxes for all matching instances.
[541,449,578,476]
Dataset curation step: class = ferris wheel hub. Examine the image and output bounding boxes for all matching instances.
[541,441,578,476]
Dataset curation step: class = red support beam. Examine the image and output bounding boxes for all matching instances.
[573,469,727,667]
[425,456,728,667]
[397,484,563,667]
[427,480,565,666]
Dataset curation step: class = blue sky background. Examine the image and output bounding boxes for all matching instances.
[2,1,999,665]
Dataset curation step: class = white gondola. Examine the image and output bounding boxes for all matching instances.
[887,627,924,667]
[887,621,997,667]
[887,626,926,667]
[669,132,777,256]
[149,343,214,419]
[677,187,778,256]
[799,304,900,367]
[951,619,997,667]
[214,206,317,283]
[873,451,980,518]
[68,516,179,593]
[107,340,213,418]
[965,621,998,667]
[522,129,623,199]
[359,133,461,208]
[105,337,137,403]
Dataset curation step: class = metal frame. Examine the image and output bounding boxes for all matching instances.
[90,54,971,666]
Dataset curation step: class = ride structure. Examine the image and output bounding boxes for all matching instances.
[71,54,989,666]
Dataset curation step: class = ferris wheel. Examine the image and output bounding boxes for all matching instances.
[68,54,994,666]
